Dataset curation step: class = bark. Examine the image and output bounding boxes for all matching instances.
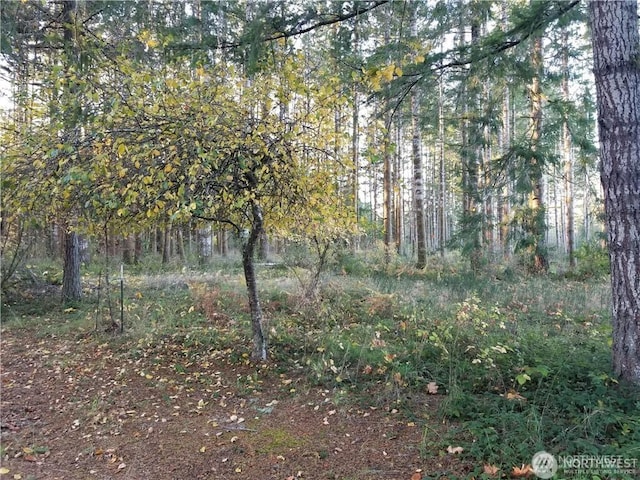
[499,82,511,257]
[393,124,402,255]
[62,230,82,303]
[162,224,171,264]
[382,27,393,264]
[589,0,640,384]
[122,234,136,265]
[438,71,446,258]
[411,91,427,269]
[527,34,548,273]
[562,30,575,269]
[464,17,483,271]
[59,0,82,303]
[242,202,267,361]
[411,8,427,269]
[351,12,360,252]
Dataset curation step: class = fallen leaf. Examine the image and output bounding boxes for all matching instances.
[117,462,126,471]
[446,445,463,454]
[483,464,500,477]
[22,447,33,454]
[0,467,9,474]
[506,390,527,401]
[512,464,534,477]
[427,382,439,394]
[23,454,37,462]
[411,473,422,480]
[199,446,206,453]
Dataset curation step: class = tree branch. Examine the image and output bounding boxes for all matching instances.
[168,0,389,51]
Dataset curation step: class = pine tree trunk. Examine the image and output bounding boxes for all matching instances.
[62,230,82,303]
[527,34,548,273]
[438,72,447,258]
[590,0,640,384]
[393,124,403,255]
[411,90,427,268]
[562,30,575,269]
[382,26,393,264]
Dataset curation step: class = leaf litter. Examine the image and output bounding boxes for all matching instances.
[0,329,471,479]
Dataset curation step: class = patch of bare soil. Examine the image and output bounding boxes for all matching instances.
[0,329,469,480]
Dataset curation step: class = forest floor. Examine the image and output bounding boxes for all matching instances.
[2,259,637,480]
[0,324,466,480]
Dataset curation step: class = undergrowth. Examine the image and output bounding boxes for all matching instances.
[2,253,638,479]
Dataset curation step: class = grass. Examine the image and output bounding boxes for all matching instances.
[2,252,638,479]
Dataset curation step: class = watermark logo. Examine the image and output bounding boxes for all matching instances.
[531,451,638,478]
[532,451,558,479]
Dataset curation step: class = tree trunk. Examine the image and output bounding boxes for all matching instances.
[381,21,393,264]
[411,8,427,269]
[464,17,483,271]
[411,95,427,268]
[122,234,136,265]
[62,230,82,303]
[527,34,548,273]
[243,202,267,361]
[562,29,576,269]
[162,224,171,264]
[589,0,640,384]
[438,69,447,258]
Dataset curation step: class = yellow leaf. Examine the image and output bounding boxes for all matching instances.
[164,164,173,174]
[394,66,403,76]
[199,446,206,453]
[117,144,126,156]
[0,467,9,474]
[381,64,395,82]
[416,55,425,63]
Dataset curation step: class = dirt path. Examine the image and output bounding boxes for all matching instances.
[0,330,465,480]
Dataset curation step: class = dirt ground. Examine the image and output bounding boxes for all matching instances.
[0,328,470,480]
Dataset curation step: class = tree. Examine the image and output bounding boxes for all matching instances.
[525,32,549,273]
[409,6,427,269]
[59,0,84,303]
[589,0,640,384]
